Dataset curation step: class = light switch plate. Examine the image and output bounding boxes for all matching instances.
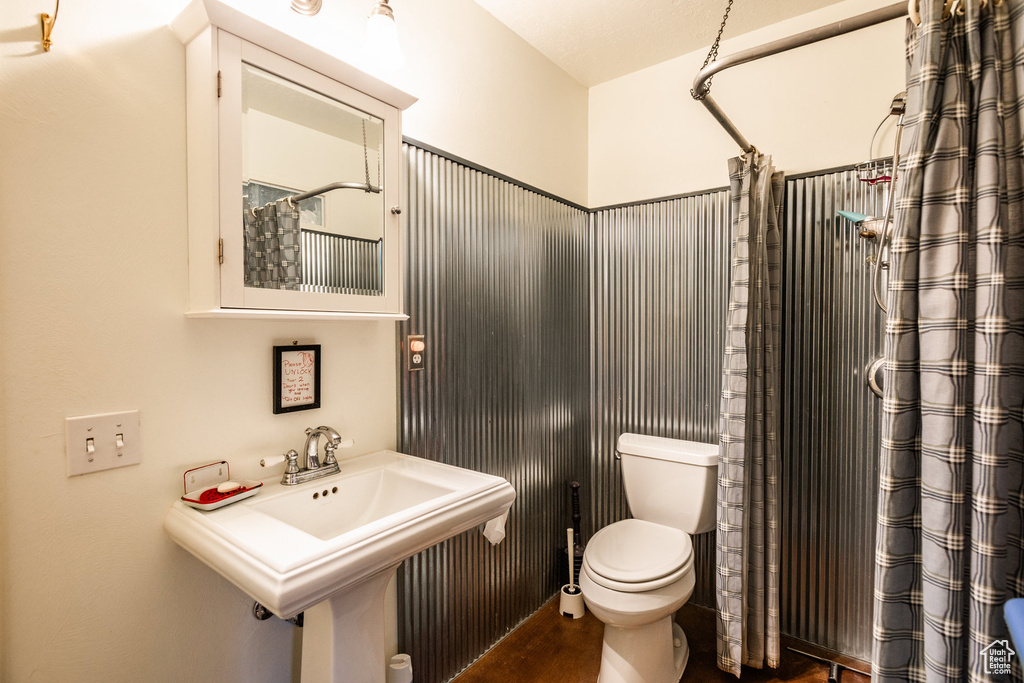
[65,410,141,477]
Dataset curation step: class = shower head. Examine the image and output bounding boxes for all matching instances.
[890,91,907,116]
[837,210,884,239]
[837,210,870,224]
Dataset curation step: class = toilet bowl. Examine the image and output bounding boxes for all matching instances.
[580,434,717,683]
[579,519,695,683]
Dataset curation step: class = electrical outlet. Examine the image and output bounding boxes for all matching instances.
[407,335,425,371]
[65,410,141,477]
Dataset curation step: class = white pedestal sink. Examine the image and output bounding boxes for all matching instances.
[164,450,516,682]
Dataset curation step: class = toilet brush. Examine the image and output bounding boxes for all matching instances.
[556,481,585,587]
[559,527,585,619]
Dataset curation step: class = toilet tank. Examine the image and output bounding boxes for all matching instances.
[617,433,718,535]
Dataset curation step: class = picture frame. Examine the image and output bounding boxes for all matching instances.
[273,344,321,414]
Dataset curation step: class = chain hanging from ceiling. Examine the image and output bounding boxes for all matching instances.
[690,0,734,100]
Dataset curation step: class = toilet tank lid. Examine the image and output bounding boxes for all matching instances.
[616,433,719,466]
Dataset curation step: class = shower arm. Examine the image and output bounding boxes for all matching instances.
[690,2,908,154]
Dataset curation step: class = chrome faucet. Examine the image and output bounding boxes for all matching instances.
[265,426,350,486]
[304,425,343,471]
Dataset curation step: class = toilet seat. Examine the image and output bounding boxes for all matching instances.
[583,519,693,593]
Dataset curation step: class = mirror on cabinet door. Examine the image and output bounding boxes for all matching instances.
[172,0,416,319]
[241,63,385,297]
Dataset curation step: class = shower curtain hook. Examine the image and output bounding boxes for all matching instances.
[907,0,954,27]
[40,0,59,52]
[908,0,921,25]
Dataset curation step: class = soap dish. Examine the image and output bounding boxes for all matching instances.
[181,461,263,511]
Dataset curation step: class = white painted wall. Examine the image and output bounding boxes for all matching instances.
[0,0,586,680]
[588,0,907,207]
[395,0,590,205]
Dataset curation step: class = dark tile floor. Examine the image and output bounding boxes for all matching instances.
[454,599,871,682]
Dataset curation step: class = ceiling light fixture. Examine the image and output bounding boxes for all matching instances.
[366,0,404,70]
[291,0,322,16]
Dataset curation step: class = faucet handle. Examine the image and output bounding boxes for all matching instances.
[283,449,300,474]
[259,449,301,474]
[322,437,353,466]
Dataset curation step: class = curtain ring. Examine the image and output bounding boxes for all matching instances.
[249,207,258,219]
[908,0,921,25]
[286,196,295,208]
[942,0,954,20]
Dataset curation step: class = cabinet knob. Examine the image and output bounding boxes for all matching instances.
[390,206,402,215]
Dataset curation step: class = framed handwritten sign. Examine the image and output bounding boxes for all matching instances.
[273,344,321,414]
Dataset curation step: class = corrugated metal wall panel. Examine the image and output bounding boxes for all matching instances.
[588,192,731,608]
[300,230,382,295]
[399,144,890,679]
[398,145,591,683]
[779,163,889,658]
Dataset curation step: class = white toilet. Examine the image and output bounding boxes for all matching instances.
[579,433,718,683]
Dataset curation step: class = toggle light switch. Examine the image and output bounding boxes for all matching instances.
[65,410,141,477]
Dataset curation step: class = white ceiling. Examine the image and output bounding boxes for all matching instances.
[469,0,849,87]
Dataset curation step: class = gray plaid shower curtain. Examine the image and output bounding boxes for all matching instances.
[872,1,1024,681]
[716,152,784,677]
[243,198,302,290]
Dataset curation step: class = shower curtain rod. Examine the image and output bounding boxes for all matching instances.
[691,1,908,153]
[286,181,381,204]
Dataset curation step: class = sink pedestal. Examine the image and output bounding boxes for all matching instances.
[300,568,395,683]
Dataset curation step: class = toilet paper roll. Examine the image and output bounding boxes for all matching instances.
[482,510,509,545]
[387,654,413,683]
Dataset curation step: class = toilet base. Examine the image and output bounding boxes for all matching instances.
[597,617,688,683]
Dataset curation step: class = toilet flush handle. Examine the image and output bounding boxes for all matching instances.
[614,450,621,461]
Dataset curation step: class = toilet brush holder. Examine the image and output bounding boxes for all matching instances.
[560,584,585,619]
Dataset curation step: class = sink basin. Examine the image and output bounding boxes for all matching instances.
[165,450,516,617]
[251,464,461,542]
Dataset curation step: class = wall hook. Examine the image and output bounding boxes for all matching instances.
[41,0,59,52]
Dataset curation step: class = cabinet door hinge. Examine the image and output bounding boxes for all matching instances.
[217,70,222,98]
[218,238,224,264]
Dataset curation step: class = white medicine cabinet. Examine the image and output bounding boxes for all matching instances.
[172,0,417,319]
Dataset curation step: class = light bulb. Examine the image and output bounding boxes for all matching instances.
[366,2,404,70]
